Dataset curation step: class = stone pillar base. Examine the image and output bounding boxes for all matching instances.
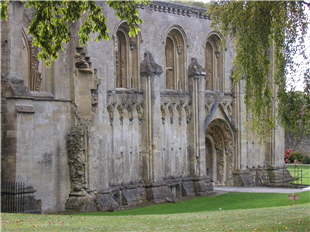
[233,170,255,187]
[65,191,98,212]
[66,183,148,212]
[121,183,146,206]
[250,166,294,187]
[96,193,120,212]
[65,177,215,212]
[145,181,177,203]
[193,176,214,196]
[181,177,195,197]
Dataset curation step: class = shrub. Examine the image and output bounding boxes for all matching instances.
[302,154,310,164]
[290,151,304,163]
[284,149,292,163]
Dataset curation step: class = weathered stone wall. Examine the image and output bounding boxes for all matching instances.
[285,132,310,156]
[159,93,191,179]
[1,94,72,213]
[1,1,285,213]
[28,99,71,213]
[1,2,73,213]
[82,2,218,191]
[106,91,144,186]
[233,82,285,172]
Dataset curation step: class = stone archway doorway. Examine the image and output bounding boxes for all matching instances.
[205,119,234,186]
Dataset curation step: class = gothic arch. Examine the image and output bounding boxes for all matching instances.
[114,22,140,89]
[205,118,234,186]
[21,28,31,88]
[165,26,187,91]
[21,27,45,92]
[205,32,224,92]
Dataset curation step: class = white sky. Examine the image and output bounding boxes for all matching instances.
[286,4,310,92]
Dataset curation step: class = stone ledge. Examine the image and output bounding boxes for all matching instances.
[16,105,35,114]
[160,90,191,96]
[182,176,194,181]
[107,89,144,95]
[233,170,255,187]
[30,91,54,100]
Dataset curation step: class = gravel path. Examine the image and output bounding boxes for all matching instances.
[214,186,310,194]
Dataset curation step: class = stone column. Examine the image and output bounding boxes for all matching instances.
[188,58,206,176]
[188,58,213,195]
[140,52,178,203]
[140,51,163,184]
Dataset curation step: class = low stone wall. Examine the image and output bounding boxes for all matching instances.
[65,177,213,212]
[249,166,294,187]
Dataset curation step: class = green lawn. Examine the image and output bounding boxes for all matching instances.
[79,191,310,216]
[1,192,310,231]
[287,164,310,186]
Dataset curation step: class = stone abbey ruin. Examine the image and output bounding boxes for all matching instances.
[1,1,286,213]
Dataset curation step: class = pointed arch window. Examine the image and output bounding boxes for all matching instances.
[205,34,224,92]
[165,28,186,91]
[21,28,45,92]
[115,22,140,89]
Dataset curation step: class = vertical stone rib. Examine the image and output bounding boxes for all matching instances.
[188,58,206,176]
[140,51,163,183]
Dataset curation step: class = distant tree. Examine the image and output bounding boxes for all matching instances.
[207,1,310,138]
[280,91,309,138]
[0,0,146,66]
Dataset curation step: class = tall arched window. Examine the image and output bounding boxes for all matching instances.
[21,28,44,92]
[116,30,127,88]
[165,37,174,89]
[165,28,186,91]
[205,34,224,92]
[205,42,214,90]
[22,29,31,88]
[115,22,140,89]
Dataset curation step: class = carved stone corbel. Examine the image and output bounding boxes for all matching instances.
[136,103,144,125]
[184,104,192,124]
[127,103,135,125]
[107,102,117,126]
[160,103,168,124]
[176,102,184,125]
[117,103,126,126]
[168,103,176,124]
